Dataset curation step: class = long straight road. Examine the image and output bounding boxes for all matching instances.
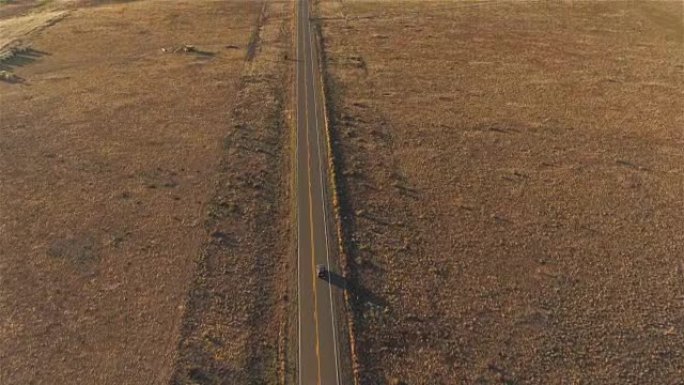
[295,0,344,384]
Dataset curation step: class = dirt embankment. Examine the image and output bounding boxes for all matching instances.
[1,1,291,384]
[319,1,684,384]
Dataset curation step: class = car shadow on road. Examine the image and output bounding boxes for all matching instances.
[323,270,387,308]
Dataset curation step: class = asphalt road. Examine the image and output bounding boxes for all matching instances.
[296,0,343,384]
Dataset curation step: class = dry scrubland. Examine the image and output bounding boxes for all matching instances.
[1,1,291,384]
[319,1,684,384]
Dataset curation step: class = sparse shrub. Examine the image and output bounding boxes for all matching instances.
[0,70,18,82]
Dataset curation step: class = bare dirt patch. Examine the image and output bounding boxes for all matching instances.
[1,1,290,384]
[318,1,684,384]
[0,1,43,20]
[0,10,65,59]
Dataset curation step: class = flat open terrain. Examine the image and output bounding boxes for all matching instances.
[1,1,292,384]
[319,1,684,383]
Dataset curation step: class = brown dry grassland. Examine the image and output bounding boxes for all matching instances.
[318,0,683,384]
[1,1,292,384]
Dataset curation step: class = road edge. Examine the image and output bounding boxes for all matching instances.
[309,5,361,385]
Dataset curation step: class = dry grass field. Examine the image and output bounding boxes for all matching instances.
[318,0,684,384]
[1,1,292,384]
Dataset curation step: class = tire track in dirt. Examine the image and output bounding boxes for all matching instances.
[245,1,268,62]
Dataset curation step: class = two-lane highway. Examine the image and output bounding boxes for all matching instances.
[295,0,343,384]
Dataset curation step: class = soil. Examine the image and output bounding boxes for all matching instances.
[318,1,684,384]
[169,1,294,384]
[0,1,292,384]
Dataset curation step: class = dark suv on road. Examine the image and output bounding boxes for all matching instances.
[316,264,326,279]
